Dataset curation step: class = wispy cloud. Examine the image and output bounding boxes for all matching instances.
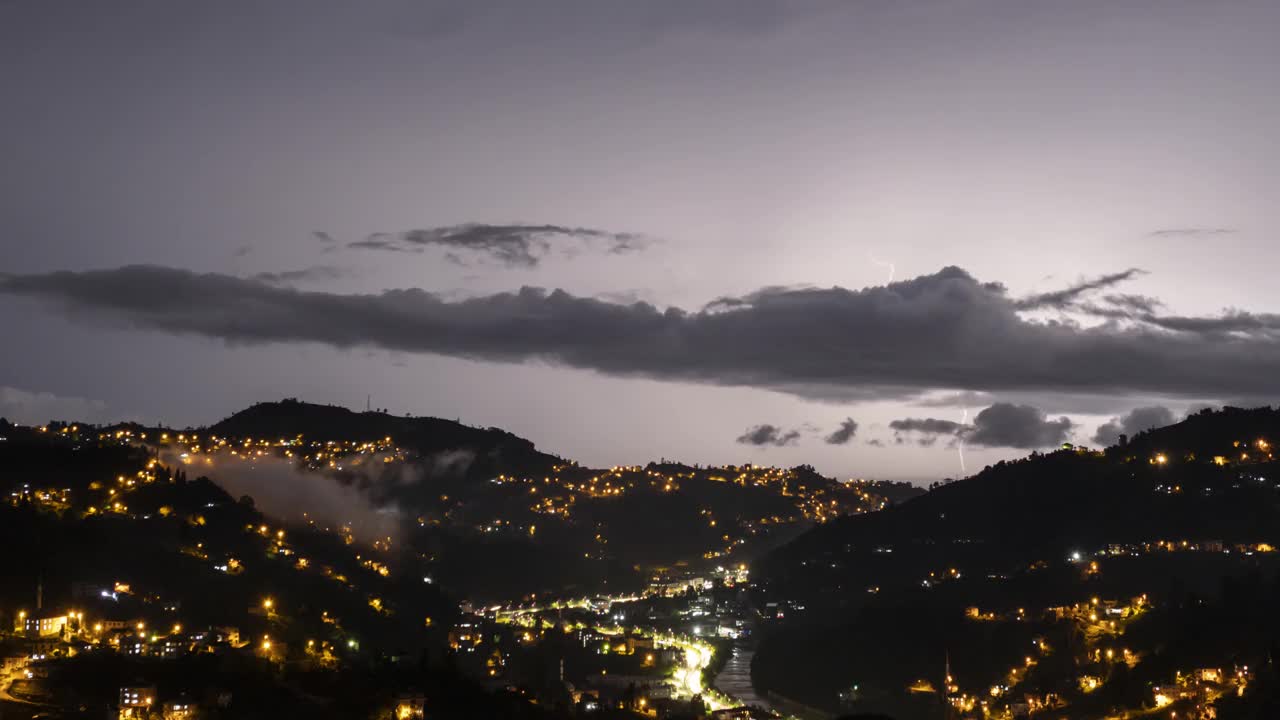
[251,265,348,285]
[1149,228,1237,238]
[1013,269,1145,311]
[340,223,650,268]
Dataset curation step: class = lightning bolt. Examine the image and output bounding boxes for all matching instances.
[867,253,896,284]
[957,408,968,476]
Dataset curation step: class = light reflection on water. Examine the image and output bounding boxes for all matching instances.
[714,645,777,712]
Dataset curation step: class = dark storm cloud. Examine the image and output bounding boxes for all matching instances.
[964,403,1073,448]
[736,424,800,447]
[1150,228,1237,238]
[889,403,1073,448]
[1012,269,1145,311]
[889,417,963,447]
[343,224,649,268]
[233,245,253,258]
[251,265,347,285]
[889,418,965,435]
[5,265,1280,403]
[1093,405,1177,446]
[824,418,858,445]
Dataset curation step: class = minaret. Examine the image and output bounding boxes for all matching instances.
[36,575,43,612]
[943,650,952,720]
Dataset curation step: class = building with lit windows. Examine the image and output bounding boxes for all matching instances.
[16,612,70,638]
[119,685,157,718]
[162,698,198,719]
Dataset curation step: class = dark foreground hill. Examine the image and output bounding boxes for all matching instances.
[64,399,913,602]
[762,406,1280,589]
[752,406,1280,719]
[0,400,916,718]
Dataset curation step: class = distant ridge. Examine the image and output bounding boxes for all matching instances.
[764,405,1280,580]
[208,398,563,479]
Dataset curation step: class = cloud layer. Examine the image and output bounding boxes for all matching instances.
[4,265,1280,404]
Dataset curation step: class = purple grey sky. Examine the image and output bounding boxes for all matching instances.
[2,1,1279,482]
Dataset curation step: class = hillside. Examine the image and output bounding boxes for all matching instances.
[0,401,917,718]
[209,399,563,480]
[28,400,914,603]
[0,423,474,719]
[761,405,1280,589]
[750,406,1280,719]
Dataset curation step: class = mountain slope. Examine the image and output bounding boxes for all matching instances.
[209,398,563,480]
[762,406,1280,590]
[750,406,1280,718]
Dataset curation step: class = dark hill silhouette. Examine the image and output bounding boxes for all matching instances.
[752,405,1280,718]
[1119,404,1280,459]
[209,398,563,479]
[763,405,1280,585]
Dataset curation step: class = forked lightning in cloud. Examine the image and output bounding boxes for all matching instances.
[957,407,969,475]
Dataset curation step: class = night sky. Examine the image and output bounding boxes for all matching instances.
[3,1,1278,482]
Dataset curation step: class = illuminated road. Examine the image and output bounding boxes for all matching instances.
[481,570,796,715]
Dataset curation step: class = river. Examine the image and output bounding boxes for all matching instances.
[713,644,779,713]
